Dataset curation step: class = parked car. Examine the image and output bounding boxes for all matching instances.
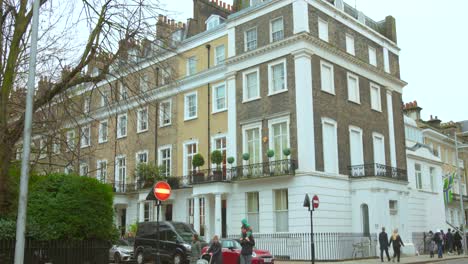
[134,221,206,264]
[110,238,134,263]
[201,239,274,264]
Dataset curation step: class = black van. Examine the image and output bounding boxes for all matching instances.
[134,221,204,264]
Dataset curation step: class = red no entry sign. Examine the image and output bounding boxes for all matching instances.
[312,195,319,209]
[153,181,171,201]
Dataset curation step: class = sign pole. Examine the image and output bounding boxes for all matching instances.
[311,207,314,264]
[155,200,161,264]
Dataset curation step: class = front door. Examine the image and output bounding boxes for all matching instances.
[165,204,173,221]
[222,200,227,238]
[120,208,127,237]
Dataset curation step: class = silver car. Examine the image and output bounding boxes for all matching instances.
[110,238,134,263]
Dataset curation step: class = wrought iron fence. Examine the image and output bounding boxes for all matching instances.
[110,177,187,193]
[348,163,407,181]
[227,232,377,261]
[0,239,110,264]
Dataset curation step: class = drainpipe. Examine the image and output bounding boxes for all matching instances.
[154,67,160,173]
[206,44,211,171]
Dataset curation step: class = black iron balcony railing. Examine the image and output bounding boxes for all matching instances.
[109,160,297,192]
[348,163,407,181]
[110,177,185,193]
[187,159,297,185]
[230,159,297,181]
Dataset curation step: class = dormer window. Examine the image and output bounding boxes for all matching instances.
[206,15,225,31]
[250,0,264,6]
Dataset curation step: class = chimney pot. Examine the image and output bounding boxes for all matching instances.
[223,2,226,8]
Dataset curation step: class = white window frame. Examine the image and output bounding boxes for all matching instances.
[100,90,110,107]
[83,97,91,113]
[246,191,260,232]
[268,58,288,96]
[268,116,290,161]
[98,120,108,144]
[187,56,197,76]
[370,83,382,112]
[96,159,108,182]
[415,163,422,190]
[321,117,339,174]
[158,145,172,177]
[159,99,172,127]
[206,15,221,31]
[368,46,377,66]
[214,44,225,66]
[39,138,47,159]
[183,140,199,176]
[119,83,128,100]
[80,125,91,148]
[320,60,335,95]
[347,72,360,104]
[270,17,284,43]
[184,91,198,121]
[244,27,258,52]
[115,155,127,188]
[117,113,128,139]
[52,139,60,155]
[349,126,364,167]
[212,82,227,113]
[136,150,149,165]
[242,122,263,165]
[66,130,75,152]
[65,164,74,174]
[79,162,89,177]
[274,188,289,232]
[372,132,386,166]
[345,33,355,55]
[137,107,149,133]
[318,18,329,42]
[242,67,260,103]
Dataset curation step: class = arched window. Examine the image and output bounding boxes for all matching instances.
[361,204,370,235]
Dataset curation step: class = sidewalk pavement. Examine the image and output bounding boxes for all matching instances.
[275,254,468,264]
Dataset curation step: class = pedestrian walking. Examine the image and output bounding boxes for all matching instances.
[379,227,391,262]
[389,229,404,263]
[454,230,462,255]
[206,235,223,264]
[441,230,446,253]
[190,234,202,264]
[434,230,443,258]
[446,228,454,254]
[427,231,435,258]
[239,226,255,264]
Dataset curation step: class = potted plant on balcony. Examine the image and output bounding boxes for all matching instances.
[227,156,235,179]
[136,162,163,188]
[283,148,291,173]
[211,150,223,181]
[267,149,275,176]
[192,153,205,183]
[242,153,250,178]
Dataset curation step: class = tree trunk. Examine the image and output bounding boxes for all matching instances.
[0,140,13,216]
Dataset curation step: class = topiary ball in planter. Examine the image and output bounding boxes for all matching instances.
[242,153,250,161]
[267,149,275,158]
[211,150,223,168]
[283,148,291,157]
[192,153,205,168]
[227,157,235,164]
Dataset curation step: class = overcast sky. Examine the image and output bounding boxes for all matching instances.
[162,0,468,122]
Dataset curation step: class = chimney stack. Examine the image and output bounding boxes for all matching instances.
[402,100,422,121]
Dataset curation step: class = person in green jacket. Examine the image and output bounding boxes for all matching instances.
[190,233,202,264]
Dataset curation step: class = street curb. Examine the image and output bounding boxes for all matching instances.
[407,256,467,264]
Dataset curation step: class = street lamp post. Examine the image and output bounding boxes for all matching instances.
[454,131,468,255]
